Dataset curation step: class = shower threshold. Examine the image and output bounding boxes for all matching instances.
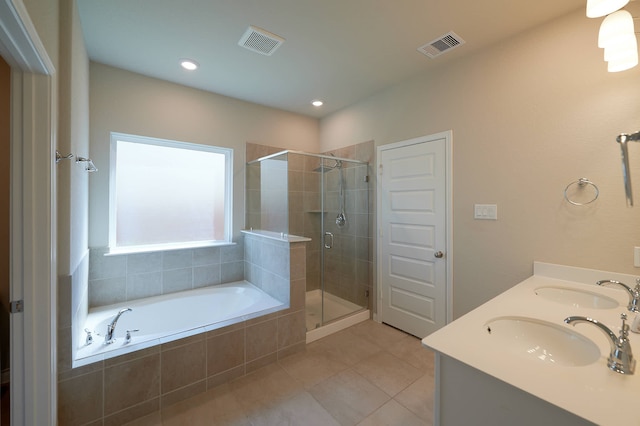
[305,289,370,343]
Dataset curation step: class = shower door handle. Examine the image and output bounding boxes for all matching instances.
[324,232,334,249]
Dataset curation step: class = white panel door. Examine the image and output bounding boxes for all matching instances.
[379,135,448,338]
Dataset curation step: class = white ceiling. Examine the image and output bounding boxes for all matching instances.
[77,0,585,118]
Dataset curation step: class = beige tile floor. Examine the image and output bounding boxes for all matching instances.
[126,320,435,426]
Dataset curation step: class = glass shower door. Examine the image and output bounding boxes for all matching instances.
[320,159,368,325]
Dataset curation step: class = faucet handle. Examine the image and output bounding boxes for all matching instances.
[125,329,140,344]
[84,328,93,345]
[621,313,630,336]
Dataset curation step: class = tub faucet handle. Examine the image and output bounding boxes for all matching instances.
[125,329,139,344]
[84,328,93,345]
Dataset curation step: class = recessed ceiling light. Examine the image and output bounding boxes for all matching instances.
[311,100,323,107]
[180,59,199,71]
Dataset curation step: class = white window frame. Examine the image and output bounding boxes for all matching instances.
[109,132,233,253]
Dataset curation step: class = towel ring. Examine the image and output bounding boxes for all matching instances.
[564,178,599,206]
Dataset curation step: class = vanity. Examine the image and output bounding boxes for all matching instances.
[422,262,640,426]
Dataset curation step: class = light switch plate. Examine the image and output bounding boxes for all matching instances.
[474,204,498,220]
[634,247,640,267]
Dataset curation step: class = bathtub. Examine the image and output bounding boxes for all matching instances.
[74,280,287,368]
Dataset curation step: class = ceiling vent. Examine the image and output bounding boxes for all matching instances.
[417,31,465,59]
[238,26,285,56]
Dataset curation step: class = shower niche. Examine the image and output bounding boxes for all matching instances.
[246,149,372,336]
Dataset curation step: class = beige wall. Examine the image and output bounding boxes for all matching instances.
[89,63,320,247]
[320,10,640,317]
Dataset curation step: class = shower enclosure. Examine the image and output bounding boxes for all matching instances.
[246,150,371,334]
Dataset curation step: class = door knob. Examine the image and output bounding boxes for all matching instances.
[434,251,444,258]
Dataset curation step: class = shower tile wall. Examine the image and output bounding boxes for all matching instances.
[245,140,375,313]
[302,141,375,311]
[88,242,244,308]
[246,143,289,233]
[321,142,373,310]
[57,234,306,426]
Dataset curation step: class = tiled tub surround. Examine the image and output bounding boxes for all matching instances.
[75,281,286,367]
[88,243,245,307]
[58,233,307,425]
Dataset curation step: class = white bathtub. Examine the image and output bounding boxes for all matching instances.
[74,281,287,368]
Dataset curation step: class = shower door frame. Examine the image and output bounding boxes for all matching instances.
[318,154,368,327]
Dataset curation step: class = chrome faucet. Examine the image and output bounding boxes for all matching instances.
[565,313,635,375]
[105,307,132,344]
[597,279,640,313]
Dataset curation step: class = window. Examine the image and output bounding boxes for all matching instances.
[109,132,232,252]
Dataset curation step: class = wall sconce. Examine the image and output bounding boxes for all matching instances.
[587,0,629,18]
[598,10,638,72]
[588,2,638,72]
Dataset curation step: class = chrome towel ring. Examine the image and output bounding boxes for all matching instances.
[564,178,599,206]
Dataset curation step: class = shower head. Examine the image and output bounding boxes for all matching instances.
[313,165,334,173]
[313,159,342,172]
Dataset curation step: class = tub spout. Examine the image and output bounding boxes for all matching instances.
[564,313,635,375]
[105,308,132,344]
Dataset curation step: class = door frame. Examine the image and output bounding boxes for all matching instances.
[0,0,57,424]
[375,131,453,327]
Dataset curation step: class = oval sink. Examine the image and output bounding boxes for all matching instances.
[534,286,619,309]
[484,316,600,367]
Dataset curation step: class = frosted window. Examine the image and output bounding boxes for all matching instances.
[110,134,232,250]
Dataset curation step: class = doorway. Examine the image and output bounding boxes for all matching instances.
[0,0,57,423]
[377,132,452,338]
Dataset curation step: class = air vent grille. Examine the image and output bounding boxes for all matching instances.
[238,26,285,56]
[417,31,465,58]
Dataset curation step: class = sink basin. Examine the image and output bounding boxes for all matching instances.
[484,316,600,367]
[534,286,619,309]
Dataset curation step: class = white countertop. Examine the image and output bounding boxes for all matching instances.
[422,262,640,425]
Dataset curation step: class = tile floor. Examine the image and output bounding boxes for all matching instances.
[125,320,435,426]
